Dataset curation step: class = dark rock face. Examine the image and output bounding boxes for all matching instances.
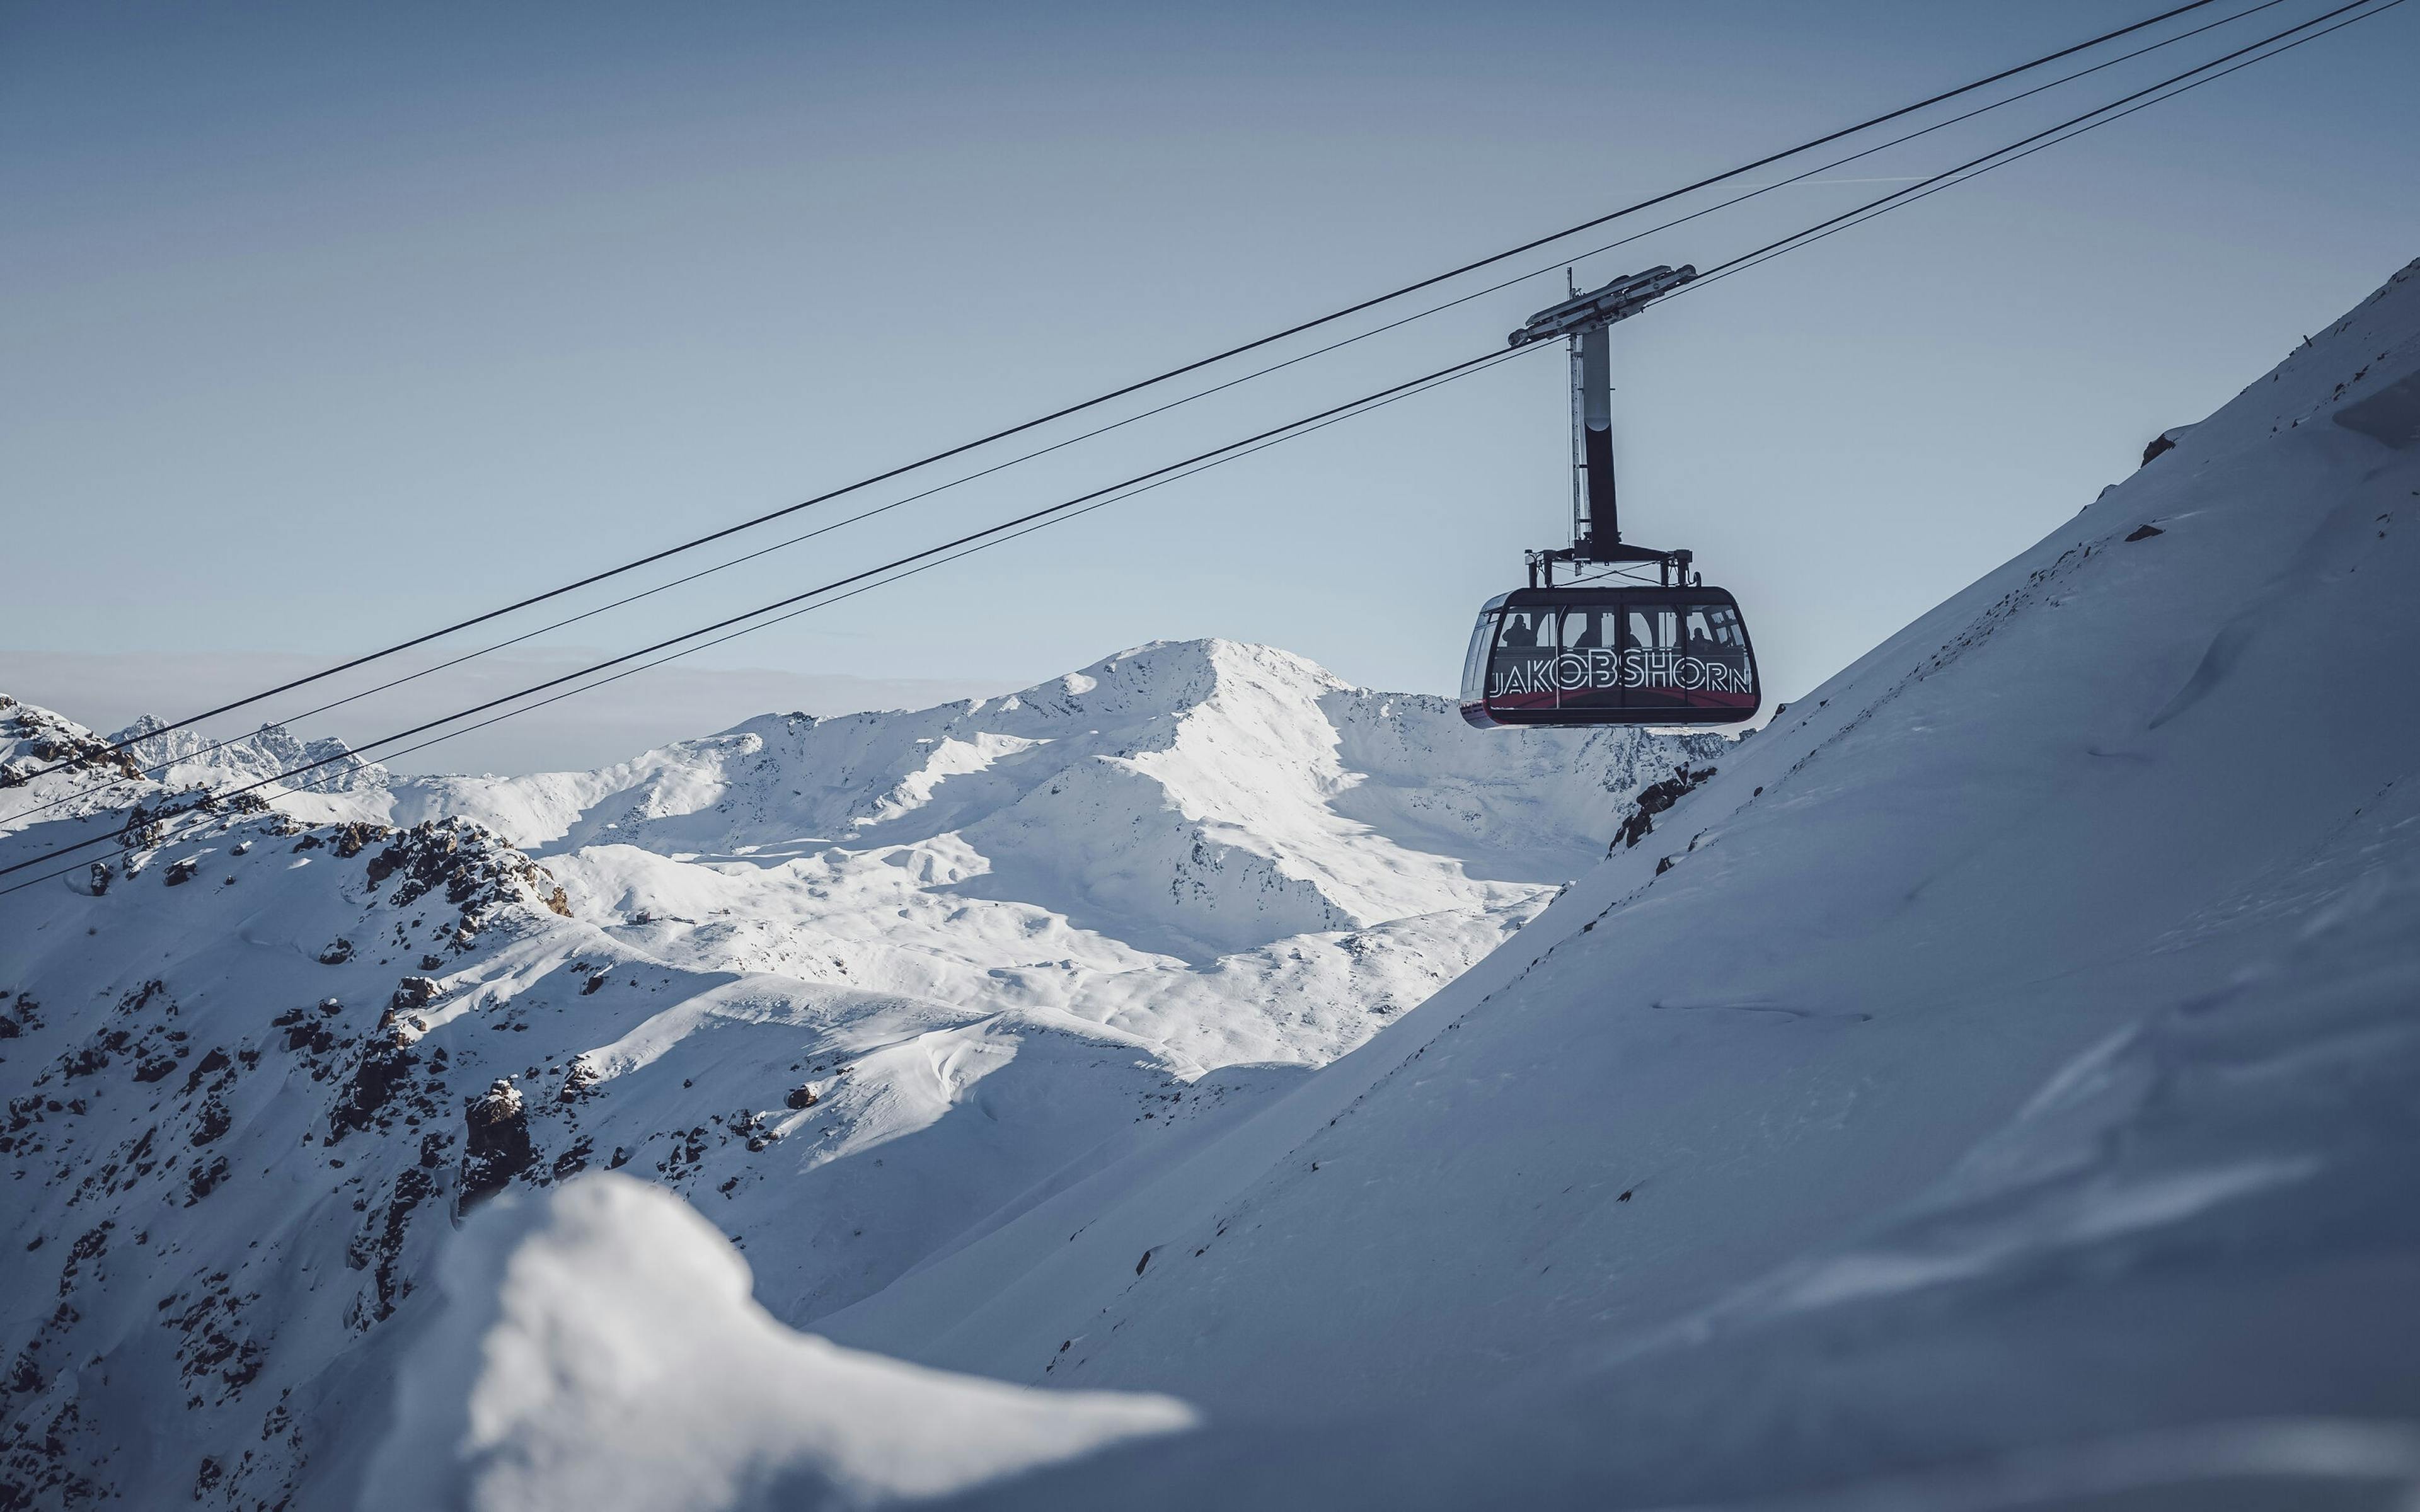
[354,819,573,926]
[329,1032,418,1144]
[272,1004,337,1057]
[389,977,442,1014]
[557,1059,600,1104]
[118,801,168,850]
[331,823,390,860]
[349,1161,440,1324]
[188,1097,232,1148]
[0,772,603,1509]
[1613,764,1716,852]
[0,704,143,788]
[459,1080,533,1212]
[182,1048,231,1095]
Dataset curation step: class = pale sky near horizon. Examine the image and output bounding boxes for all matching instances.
[5,0,2416,772]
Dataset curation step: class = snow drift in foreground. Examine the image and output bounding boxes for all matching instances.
[380,260,2420,1509]
[364,1175,1189,1512]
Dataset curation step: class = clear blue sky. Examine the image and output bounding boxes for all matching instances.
[5,0,2414,770]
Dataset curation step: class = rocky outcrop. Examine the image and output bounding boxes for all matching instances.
[357,819,571,925]
[0,702,143,789]
[459,1080,534,1211]
[108,713,386,795]
[1611,764,1717,851]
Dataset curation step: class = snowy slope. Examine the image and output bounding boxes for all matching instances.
[366,257,2420,1511]
[0,644,1714,1509]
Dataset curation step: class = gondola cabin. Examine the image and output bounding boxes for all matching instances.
[1465,265,1764,729]
[1460,585,1759,728]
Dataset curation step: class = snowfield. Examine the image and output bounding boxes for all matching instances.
[0,638,1712,1508]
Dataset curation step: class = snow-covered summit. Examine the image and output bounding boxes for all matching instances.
[371,636,1713,964]
[0,696,146,832]
[110,712,385,798]
[0,698,386,844]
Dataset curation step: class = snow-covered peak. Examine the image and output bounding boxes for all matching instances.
[362,638,1717,963]
[110,712,386,798]
[0,696,144,831]
[1,696,391,845]
[985,638,1347,721]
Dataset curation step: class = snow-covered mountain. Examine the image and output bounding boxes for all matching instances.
[0,642,1718,1509]
[355,257,2420,1511]
[374,639,1703,948]
[112,714,386,799]
[0,705,386,839]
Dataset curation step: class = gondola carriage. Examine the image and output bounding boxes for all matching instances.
[1461,584,1759,728]
[1459,265,1764,730]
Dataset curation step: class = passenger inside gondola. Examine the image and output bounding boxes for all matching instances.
[1497,611,1550,649]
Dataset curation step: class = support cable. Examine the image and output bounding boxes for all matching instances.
[1676,0,2403,297]
[7,0,2295,822]
[1674,0,2389,294]
[5,0,2399,897]
[31,0,2233,774]
[362,353,1534,774]
[1,348,1529,890]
